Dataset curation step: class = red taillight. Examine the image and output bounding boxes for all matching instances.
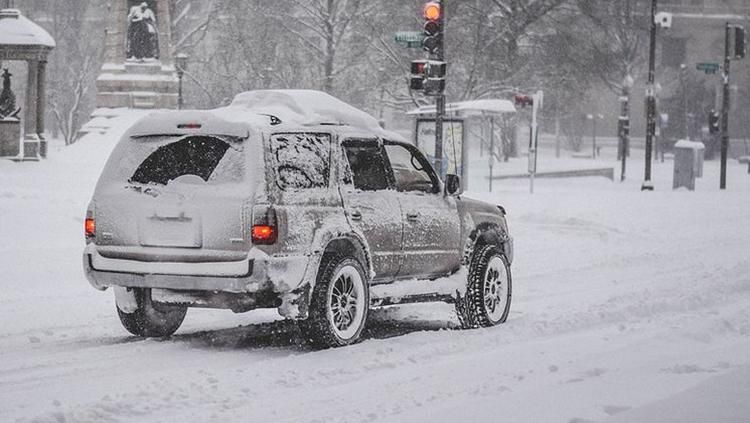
[251,225,276,244]
[85,218,96,238]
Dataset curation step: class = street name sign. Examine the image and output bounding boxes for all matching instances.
[395,31,425,48]
[696,62,720,74]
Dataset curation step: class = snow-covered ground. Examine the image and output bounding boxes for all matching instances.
[1,115,750,422]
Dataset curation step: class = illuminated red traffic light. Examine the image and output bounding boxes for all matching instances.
[514,94,533,108]
[424,2,441,21]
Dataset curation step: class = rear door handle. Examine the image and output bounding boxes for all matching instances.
[406,212,419,221]
[351,210,362,221]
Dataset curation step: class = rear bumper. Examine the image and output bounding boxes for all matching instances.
[83,243,308,295]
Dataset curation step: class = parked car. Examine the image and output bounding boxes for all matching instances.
[83,90,513,348]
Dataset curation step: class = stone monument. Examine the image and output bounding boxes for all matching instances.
[0,68,21,157]
[96,0,177,109]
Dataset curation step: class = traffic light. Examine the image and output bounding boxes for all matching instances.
[733,26,745,59]
[514,94,533,108]
[619,118,630,138]
[423,77,445,96]
[708,109,720,134]
[410,60,427,90]
[422,1,442,56]
[409,59,446,95]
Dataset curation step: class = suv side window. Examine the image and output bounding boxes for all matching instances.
[383,142,439,194]
[342,139,390,191]
[269,132,331,190]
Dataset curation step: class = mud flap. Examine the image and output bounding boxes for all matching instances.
[453,289,472,328]
[114,286,138,314]
[278,282,311,320]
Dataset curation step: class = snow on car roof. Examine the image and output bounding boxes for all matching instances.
[126,90,407,142]
[229,90,380,128]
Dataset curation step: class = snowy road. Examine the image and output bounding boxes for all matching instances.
[2,123,750,422]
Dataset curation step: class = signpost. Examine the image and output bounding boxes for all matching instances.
[528,91,543,194]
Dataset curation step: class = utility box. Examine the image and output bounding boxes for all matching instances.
[673,140,705,190]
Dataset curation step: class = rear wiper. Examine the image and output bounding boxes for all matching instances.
[125,183,161,198]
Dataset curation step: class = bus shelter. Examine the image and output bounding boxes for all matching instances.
[407,99,516,191]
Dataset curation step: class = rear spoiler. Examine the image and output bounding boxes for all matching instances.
[128,111,250,139]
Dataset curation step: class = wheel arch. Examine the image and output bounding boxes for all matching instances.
[463,222,510,266]
[321,235,373,280]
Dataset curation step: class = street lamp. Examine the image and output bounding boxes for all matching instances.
[642,0,658,191]
[175,53,189,110]
[619,75,634,182]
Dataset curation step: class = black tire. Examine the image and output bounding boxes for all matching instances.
[116,288,187,337]
[298,254,370,349]
[456,244,512,329]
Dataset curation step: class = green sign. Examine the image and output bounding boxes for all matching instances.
[395,31,425,45]
[402,41,423,48]
[696,62,720,74]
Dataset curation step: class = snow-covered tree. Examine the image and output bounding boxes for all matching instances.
[42,0,104,145]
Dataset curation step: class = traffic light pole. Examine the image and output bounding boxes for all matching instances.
[434,1,446,179]
[642,0,657,191]
[435,96,445,178]
[619,83,631,182]
[720,22,731,190]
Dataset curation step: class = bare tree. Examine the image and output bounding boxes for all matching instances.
[278,0,375,94]
[169,0,217,55]
[442,0,571,100]
[573,0,647,93]
[42,0,103,145]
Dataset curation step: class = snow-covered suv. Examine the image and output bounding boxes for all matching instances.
[83,90,513,348]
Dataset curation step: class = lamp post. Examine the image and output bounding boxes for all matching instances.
[175,53,189,110]
[619,75,634,182]
[642,0,657,191]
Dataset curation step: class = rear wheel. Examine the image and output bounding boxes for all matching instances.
[456,244,512,329]
[299,254,369,348]
[116,288,187,337]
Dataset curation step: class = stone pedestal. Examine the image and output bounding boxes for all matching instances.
[95,0,177,109]
[22,134,39,160]
[96,61,177,108]
[0,117,20,157]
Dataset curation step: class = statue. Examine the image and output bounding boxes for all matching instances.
[0,69,19,119]
[126,2,160,61]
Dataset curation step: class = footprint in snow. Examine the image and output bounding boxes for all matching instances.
[603,405,631,415]
[661,364,716,374]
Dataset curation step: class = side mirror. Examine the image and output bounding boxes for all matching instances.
[444,174,461,196]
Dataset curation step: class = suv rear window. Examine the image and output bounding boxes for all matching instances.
[130,136,239,185]
[97,135,246,189]
[269,133,331,190]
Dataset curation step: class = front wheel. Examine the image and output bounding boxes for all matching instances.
[456,244,512,328]
[298,255,369,348]
[116,288,187,337]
